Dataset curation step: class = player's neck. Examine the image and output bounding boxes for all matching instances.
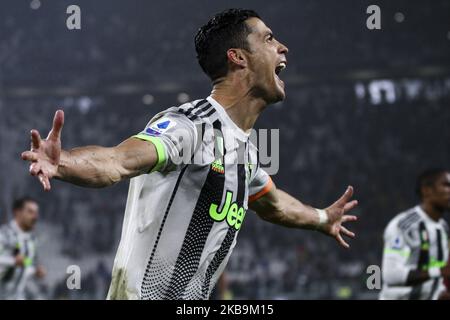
[210,80,267,133]
[13,219,30,233]
[420,203,443,222]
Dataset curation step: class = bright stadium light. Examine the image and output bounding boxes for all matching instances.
[394,12,405,23]
[177,92,190,103]
[142,94,154,105]
[30,0,41,10]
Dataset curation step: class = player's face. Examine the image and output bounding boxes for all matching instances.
[244,18,288,104]
[428,172,450,211]
[16,201,39,231]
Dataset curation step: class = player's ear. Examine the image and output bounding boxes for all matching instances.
[227,48,247,69]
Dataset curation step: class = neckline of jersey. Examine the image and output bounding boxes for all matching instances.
[415,205,442,225]
[206,96,250,142]
[10,220,32,238]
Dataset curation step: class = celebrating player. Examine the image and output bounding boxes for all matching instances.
[21,9,358,299]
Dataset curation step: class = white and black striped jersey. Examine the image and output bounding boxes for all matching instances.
[107,96,272,300]
[380,205,449,300]
[0,221,38,300]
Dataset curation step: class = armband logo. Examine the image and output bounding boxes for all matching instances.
[144,118,177,136]
[390,236,403,249]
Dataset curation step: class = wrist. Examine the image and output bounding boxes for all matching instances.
[54,163,63,180]
[315,208,329,228]
[55,150,69,180]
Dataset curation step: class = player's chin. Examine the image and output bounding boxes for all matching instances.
[277,87,286,101]
[438,201,450,211]
[271,84,286,103]
[260,79,286,104]
[266,91,285,105]
[273,75,286,101]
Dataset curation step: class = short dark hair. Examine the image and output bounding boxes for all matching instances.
[415,168,448,198]
[12,197,37,212]
[194,8,260,81]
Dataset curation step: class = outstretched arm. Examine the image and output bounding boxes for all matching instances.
[21,110,158,190]
[249,181,358,248]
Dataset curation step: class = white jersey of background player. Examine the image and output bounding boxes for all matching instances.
[0,198,45,299]
[380,169,450,300]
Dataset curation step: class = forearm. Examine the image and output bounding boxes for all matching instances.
[273,190,322,229]
[55,146,131,188]
[253,189,321,230]
[405,270,431,286]
[383,262,439,286]
[406,267,445,286]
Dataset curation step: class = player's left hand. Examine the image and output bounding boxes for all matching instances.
[320,186,358,249]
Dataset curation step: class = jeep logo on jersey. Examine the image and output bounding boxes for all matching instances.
[209,191,246,230]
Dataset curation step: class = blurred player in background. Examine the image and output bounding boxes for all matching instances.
[20,9,358,300]
[380,168,450,299]
[0,197,46,299]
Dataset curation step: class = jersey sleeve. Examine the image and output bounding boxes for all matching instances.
[381,220,413,286]
[133,111,198,173]
[248,165,273,203]
[0,228,15,267]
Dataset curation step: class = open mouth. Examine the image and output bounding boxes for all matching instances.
[275,61,287,85]
[275,62,287,76]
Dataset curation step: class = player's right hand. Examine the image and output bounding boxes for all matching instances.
[21,110,64,191]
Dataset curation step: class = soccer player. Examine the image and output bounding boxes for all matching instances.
[380,169,450,300]
[21,9,358,300]
[0,197,46,299]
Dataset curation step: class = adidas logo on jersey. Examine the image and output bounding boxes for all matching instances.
[211,159,224,174]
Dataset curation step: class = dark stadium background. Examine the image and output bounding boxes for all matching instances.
[0,0,449,299]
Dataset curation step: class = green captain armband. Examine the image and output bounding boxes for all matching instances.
[24,257,33,267]
[133,134,167,172]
